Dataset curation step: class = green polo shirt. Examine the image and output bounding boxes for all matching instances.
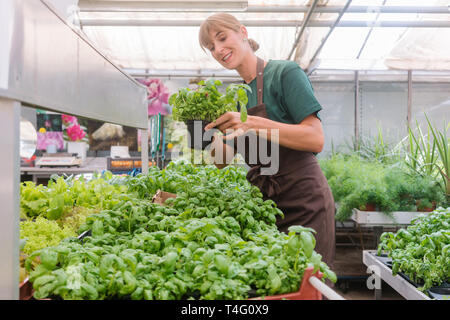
[245,60,322,124]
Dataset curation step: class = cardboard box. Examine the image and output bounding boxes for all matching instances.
[152,190,177,205]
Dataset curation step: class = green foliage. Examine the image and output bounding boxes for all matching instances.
[169,79,251,122]
[403,116,450,198]
[425,116,450,199]
[20,173,129,221]
[25,162,336,300]
[19,173,127,280]
[20,217,77,255]
[377,207,450,292]
[344,124,402,165]
[319,154,447,221]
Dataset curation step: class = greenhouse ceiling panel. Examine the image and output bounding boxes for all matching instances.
[70,0,450,72]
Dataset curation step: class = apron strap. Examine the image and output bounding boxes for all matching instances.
[256,57,264,105]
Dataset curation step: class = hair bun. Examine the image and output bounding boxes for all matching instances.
[248,38,260,52]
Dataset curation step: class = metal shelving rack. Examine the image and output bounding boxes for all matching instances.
[0,0,148,299]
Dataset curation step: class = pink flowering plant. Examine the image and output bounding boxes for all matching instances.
[62,114,88,142]
[138,78,172,116]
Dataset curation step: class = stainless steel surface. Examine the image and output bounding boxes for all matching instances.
[363,250,430,300]
[0,0,147,129]
[0,98,21,300]
[81,19,450,28]
[286,0,320,60]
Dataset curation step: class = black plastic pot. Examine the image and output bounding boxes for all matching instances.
[185,119,213,150]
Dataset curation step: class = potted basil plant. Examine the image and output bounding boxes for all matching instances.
[169,79,251,150]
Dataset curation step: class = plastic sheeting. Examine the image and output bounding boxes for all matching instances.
[67,0,450,71]
[384,27,450,70]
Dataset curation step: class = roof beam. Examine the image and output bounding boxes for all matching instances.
[247,5,450,14]
[78,3,450,14]
[306,0,352,74]
[81,19,450,28]
[287,0,320,60]
[356,0,388,60]
[79,0,248,12]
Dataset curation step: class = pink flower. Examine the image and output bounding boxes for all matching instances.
[62,114,78,126]
[66,123,86,141]
[139,78,170,115]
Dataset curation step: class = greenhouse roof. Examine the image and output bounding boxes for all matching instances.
[58,0,450,75]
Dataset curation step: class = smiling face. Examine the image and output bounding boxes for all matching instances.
[207,27,250,70]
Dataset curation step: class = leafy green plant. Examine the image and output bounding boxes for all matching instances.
[25,162,336,300]
[20,173,129,221]
[403,115,449,200]
[344,124,401,165]
[425,116,450,200]
[403,119,439,181]
[169,79,251,123]
[320,154,447,221]
[20,217,77,255]
[377,207,450,292]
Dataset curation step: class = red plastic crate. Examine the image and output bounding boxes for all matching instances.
[250,266,324,300]
[19,278,33,300]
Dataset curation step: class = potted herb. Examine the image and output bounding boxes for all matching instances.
[169,79,251,150]
[62,115,88,163]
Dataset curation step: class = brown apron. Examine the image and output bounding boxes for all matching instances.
[235,57,335,268]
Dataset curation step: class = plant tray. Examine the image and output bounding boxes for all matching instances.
[19,278,33,300]
[374,253,449,300]
[250,266,324,300]
[351,209,426,225]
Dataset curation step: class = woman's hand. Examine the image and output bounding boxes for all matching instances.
[205,112,255,140]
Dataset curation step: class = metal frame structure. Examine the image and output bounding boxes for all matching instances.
[79,0,248,12]
[306,0,353,75]
[77,1,450,74]
[78,3,450,14]
[0,0,148,299]
[363,250,430,300]
[80,19,450,28]
[286,0,320,60]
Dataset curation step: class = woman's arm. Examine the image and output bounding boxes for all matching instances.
[205,112,324,153]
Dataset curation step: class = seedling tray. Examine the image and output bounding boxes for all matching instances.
[374,253,449,300]
[249,266,324,300]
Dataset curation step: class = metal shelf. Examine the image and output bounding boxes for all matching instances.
[363,250,430,300]
[0,0,148,299]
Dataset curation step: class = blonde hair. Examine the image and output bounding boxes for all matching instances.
[199,13,259,52]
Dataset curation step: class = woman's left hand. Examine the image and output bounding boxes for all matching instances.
[204,112,255,140]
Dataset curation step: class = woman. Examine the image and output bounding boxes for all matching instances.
[199,13,335,269]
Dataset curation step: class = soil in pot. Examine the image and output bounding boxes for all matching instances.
[360,203,376,211]
[416,200,436,212]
